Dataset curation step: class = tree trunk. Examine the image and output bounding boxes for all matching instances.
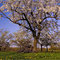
[41,44,43,52]
[33,37,38,52]
[0,46,2,51]
[0,48,1,51]
[46,46,48,52]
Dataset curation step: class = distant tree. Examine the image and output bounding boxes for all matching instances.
[0,29,13,51]
[40,35,52,52]
[11,28,33,52]
[0,0,60,52]
[39,29,59,52]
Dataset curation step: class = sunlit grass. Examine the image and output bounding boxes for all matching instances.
[0,52,60,60]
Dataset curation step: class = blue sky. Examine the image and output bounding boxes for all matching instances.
[0,18,20,33]
[0,2,20,33]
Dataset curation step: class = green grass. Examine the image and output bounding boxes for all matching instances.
[0,52,60,60]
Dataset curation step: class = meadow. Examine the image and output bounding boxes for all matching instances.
[0,52,60,60]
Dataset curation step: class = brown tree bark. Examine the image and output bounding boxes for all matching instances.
[33,37,38,52]
[0,48,1,51]
[41,44,43,52]
[46,46,48,52]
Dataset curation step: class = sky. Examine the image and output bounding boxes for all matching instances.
[0,18,20,33]
[0,2,20,34]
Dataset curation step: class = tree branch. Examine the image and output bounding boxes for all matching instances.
[0,10,30,30]
[40,16,57,24]
[14,10,35,32]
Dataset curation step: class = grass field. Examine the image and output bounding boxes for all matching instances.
[0,52,60,60]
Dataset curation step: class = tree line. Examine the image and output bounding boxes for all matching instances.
[0,28,60,52]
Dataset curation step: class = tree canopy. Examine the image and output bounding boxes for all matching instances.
[0,0,60,52]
